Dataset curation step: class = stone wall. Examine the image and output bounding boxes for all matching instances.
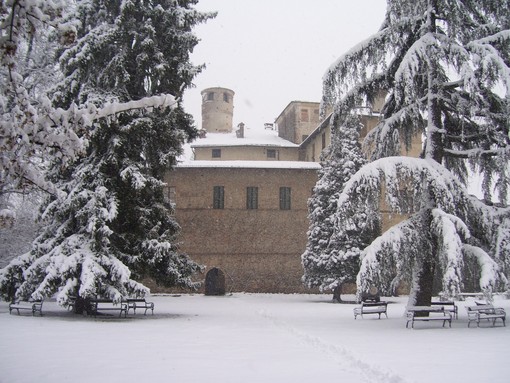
[193,145,299,161]
[163,166,319,293]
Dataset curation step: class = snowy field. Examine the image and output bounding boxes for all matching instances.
[0,293,509,383]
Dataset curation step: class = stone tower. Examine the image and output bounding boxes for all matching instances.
[201,87,235,133]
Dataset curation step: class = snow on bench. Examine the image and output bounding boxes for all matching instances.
[9,299,44,316]
[430,301,458,319]
[353,301,388,319]
[455,292,485,300]
[466,305,506,327]
[406,306,452,328]
[126,298,154,315]
[89,299,128,318]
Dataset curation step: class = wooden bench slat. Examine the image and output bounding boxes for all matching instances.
[9,300,44,316]
[430,301,458,319]
[406,306,452,328]
[89,299,127,318]
[126,298,154,315]
[353,301,388,319]
[466,305,506,327]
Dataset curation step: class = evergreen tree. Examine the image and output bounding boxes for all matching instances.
[0,0,215,307]
[313,0,509,305]
[301,112,368,297]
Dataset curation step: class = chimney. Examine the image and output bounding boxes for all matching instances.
[236,122,245,138]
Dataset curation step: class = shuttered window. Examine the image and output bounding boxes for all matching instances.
[213,186,224,209]
[246,187,258,209]
[279,187,291,210]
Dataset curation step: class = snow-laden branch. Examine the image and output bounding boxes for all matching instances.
[443,146,510,159]
[1,92,177,198]
[463,244,508,297]
[357,216,419,297]
[323,28,389,84]
[93,95,177,119]
[336,156,465,214]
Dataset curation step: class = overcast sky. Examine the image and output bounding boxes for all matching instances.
[182,0,387,131]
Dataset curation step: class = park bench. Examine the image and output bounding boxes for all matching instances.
[466,305,506,327]
[430,301,458,319]
[406,306,452,328]
[456,292,485,300]
[126,298,154,315]
[9,299,44,316]
[353,301,388,319]
[89,298,127,318]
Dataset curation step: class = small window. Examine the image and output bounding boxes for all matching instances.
[279,187,291,210]
[223,93,230,103]
[322,132,326,149]
[246,187,258,210]
[207,92,214,101]
[267,149,276,159]
[212,148,221,158]
[213,186,224,209]
[300,109,309,122]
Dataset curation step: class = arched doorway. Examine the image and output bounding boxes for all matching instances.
[205,267,226,296]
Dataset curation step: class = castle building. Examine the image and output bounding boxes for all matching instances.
[162,87,420,294]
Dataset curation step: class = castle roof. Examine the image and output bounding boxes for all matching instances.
[190,127,298,148]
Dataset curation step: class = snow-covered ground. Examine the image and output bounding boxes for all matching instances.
[1,293,509,383]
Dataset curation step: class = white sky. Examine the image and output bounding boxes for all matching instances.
[183,0,387,131]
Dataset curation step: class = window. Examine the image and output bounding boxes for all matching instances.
[212,148,221,158]
[322,132,326,149]
[223,93,230,103]
[203,92,215,102]
[246,187,258,209]
[213,186,224,209]
[267,149,276,159]
[279,187,291,210]
[300,108,309,122]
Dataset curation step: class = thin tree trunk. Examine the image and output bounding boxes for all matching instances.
[73,296,91,315]
[414,258,436,316]
[333,284,343,303]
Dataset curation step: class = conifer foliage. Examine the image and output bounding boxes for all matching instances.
[304,0,510,305]
[0,0,215,306]
[301,112,368,292]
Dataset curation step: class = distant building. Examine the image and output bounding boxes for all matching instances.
[159,88,421,294]
[201,87,235,133]
[275,101,321,145]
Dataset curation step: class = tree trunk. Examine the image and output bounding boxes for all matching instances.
[73,296,92,315]
[414,258,436,316]
[333,284,343,303]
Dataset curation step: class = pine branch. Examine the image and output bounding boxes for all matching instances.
[443,147,509,159]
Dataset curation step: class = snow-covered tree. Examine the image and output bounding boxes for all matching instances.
[0,192,42,267]
[301,112,368,297]
[311,0,510,306]
[0,0,215,307]
[1,1,87,200]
